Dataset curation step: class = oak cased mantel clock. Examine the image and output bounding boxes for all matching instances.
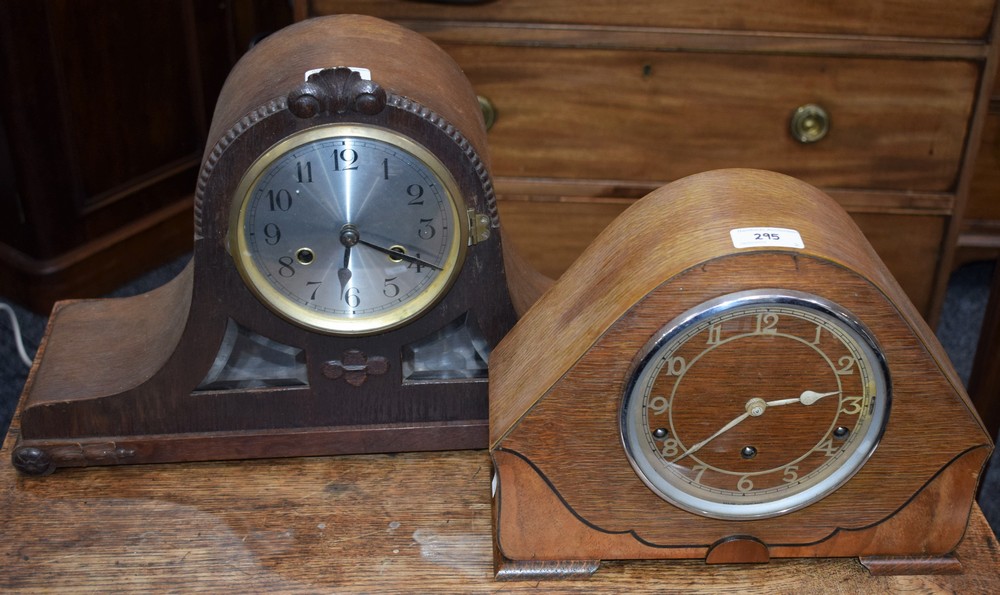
[11,15,519,475]
[489,169,993,578]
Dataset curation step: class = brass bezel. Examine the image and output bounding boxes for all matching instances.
[229,124,468,335]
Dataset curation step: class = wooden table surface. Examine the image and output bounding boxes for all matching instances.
[1,410,997,593]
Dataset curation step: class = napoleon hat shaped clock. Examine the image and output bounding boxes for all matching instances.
[489,169,993,578]
[12,15,518,475]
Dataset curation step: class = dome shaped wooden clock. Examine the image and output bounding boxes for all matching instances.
[489,169,993,578]
[11,15,518,475]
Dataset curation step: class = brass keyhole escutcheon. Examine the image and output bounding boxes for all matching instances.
[478,95,497,131]
[790,104,830,144]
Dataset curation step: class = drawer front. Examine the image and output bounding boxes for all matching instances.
[498,198,945,315]
[456,46,976,192]
[307,1,996,40]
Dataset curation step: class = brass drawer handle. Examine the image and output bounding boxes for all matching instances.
[478,95,497,131]
[790,104,830,144]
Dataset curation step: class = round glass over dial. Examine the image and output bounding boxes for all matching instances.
[620,289,890,520]
[230,125,467,334]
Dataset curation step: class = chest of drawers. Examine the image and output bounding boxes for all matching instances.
[298,0,1000,320]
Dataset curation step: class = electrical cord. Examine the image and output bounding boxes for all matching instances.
[0,302,32,368]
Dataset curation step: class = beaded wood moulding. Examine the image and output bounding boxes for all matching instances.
[12,15,521,475]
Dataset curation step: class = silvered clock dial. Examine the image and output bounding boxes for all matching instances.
[231,125,467,335]
[11,15,520,475]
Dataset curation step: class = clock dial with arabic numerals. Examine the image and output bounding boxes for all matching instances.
[231,124,467,335]
[621,289,891,520]
[10,16,524,476]
[489,169,992,574]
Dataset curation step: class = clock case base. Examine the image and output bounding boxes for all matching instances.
[491,446,985,577]
[493,551,963,580]
[10,16,519,475]
[493,554,963,580]
[488,169,994,577]
[10,261,499,476]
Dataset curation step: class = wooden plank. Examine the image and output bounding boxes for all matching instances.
[494,177,956,213]
[305,0,997,41]
[400,23,989,60]
[0,412,997,592]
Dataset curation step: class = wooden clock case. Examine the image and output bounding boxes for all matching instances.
[489,169,994,578]
[11,15,519,475]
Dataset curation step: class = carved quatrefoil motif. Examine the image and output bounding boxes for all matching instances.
[322,349,390,387]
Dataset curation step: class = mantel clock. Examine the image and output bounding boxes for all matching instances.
[489,169,993,578]
[12,15,518,475]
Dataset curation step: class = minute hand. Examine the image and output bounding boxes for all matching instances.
[357,239,441,271]
[670,390,840,463]
[672,411,750,463]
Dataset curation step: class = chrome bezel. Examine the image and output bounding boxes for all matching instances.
[620,289,891,520]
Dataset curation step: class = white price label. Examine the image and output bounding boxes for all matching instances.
[730,227,804,249]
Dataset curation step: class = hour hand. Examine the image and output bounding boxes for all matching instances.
[766,390,840,407]
[338,225,357,292]
[338,246,352,292]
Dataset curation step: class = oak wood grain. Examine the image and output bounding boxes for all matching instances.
[1,414,998,592]
[12,15,520,470]
[496,196,947,313]
[492,253,990,553]
[23,262,192,408]
[490,169,946,440]
[206,14,489,170]
[489,169,992,567]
